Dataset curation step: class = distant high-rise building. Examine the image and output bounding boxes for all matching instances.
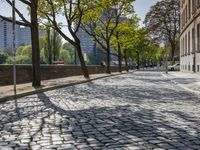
[77,9,126,65]
[0,18,45,51]
[76,27,105,65]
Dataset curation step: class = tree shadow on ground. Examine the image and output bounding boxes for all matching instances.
[0,72,200,149]
[0,91,200,149]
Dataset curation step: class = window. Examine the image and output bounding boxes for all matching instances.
[197,24,200,52]
[182,38,184,56]
[185,34,187,55]
[188,0,191,19]
[198,0,200,8]
[182,37,184,55]
[192,0,196,14]
[186,4,188,23]
[192,28,195,53]
[183,36,185,55]
[188,31,190,54]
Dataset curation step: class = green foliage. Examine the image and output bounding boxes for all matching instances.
[110,15,139,62]
[15,45,32,64]
[40,48,47,63]
[62,42,75,62]
[16,55,32,64]
[0,51,9,64]
[111,16,164,64]
[40,28,63,64]
[59,49,72,64]
[16,45,32,57]
[144,0,179,63]
[5,56,13,64]
[62,42,75,52]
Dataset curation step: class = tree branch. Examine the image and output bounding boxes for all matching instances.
[0,15,30,26]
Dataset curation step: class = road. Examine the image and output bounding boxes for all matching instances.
[0,71,200,150]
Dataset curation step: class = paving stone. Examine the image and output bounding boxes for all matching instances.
[0,71,200,149]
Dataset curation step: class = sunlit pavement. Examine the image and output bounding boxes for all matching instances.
[163,71,200,94]
[0,71,200,150]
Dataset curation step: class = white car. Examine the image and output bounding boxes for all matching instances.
[168,63,180,71]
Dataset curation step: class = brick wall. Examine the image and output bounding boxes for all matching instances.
[0,65,126,86]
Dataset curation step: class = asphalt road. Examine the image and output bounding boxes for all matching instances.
[0,71,200,150]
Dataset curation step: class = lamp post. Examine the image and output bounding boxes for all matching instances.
[12,0,16,95]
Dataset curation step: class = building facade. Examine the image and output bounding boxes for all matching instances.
[76,10,126,65]
[0,18,45,51]
[76,27,105,65]
[180,0,200,72]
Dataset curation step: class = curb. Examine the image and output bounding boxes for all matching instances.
[161,73,200,96]
[0,71,135,103]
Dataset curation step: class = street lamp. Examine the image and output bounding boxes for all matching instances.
[12,0,16,95]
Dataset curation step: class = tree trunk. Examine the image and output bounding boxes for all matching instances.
[136,51,140,69]
[74,48,77,65]
[31,1,41,87]
[124,49,129,72]
[76,43,89,78]
[141,51,144,70]
[116,32,122,73]
[47,27,52,64]
[53,29,56,61]
[171,43,176,65]
[106,42,111,74]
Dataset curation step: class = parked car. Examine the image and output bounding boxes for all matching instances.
[53,61,65,65]
[168,63,180,71]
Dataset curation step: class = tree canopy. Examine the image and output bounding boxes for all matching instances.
[144,0,180,64]
[81,0,135,73]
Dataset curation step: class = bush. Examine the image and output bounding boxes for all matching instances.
[6,56,13,64]
[16,45,32,57]
[59,49,72,64]
[0,52,9,64]
[16,55,32,64]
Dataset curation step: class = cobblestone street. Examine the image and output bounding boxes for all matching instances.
[0,71,200,150]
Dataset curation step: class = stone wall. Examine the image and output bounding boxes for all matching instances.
[0,65,127,86]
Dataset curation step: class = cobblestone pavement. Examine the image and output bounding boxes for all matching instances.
[0,71,200,150]
[163,71,200,94]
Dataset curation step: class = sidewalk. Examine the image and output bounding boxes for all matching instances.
[0,71,132,102]
[162,71,200,95]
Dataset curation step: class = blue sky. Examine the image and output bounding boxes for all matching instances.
[0,0,159,26]
[134,0,159,26]
[0,0,159,39]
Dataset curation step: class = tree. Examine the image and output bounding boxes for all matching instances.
[62,42,76,64]
[38,0,89,78]
[111,16,139,72]
[81,0,135,73]
[144,0,180,64]
[0,52,9,64]
[59,49,72,64]
[0,0,41,86]
[16,45,32,64]
[40,27,63,64]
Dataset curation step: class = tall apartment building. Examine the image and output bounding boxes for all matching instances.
[76,27,104,65]
[76,9,126,65]
[0,18,45,51]
[180,0,200,72]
